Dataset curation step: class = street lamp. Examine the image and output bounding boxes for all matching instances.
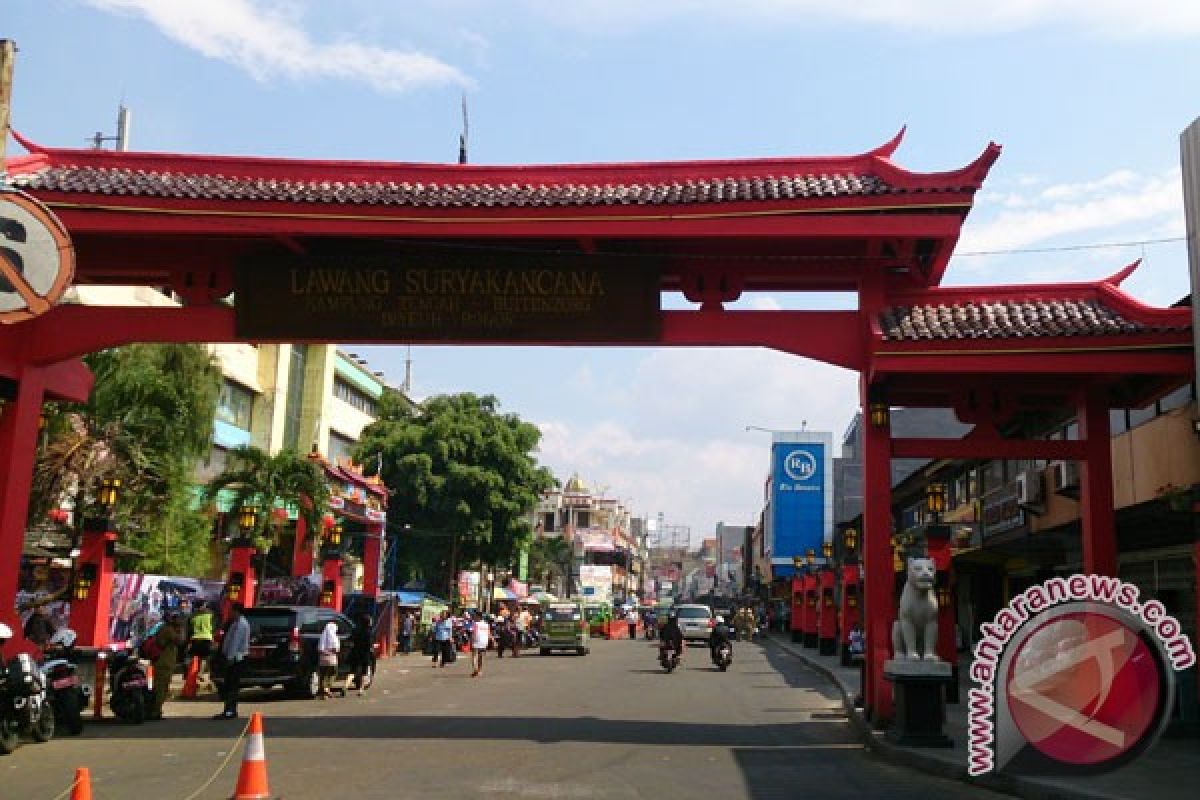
[821,540,833,561]
[805,548,816,568]
[237,505,258,534]
[792,554,804,573]
[843,528,858,553]
[329,523,343,547]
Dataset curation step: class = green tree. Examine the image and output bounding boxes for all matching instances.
[31,344,223,575]
[527,534,574,594]
[202,445,330,555]
[355,391,555,597]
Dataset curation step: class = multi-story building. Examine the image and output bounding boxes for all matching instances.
[532,474,641,602]
[67,287,403,583]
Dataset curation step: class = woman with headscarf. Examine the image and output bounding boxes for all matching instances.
[317,620,340,699]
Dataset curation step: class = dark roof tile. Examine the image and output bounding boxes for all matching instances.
[878,298,1187,341]
[9,164,931,208]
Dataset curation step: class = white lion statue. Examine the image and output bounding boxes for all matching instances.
[892,557,940,661]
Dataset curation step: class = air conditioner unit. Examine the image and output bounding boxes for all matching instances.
[1015,469,1045,507]
[1051,460,1080,497]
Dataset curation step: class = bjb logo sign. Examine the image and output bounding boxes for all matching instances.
[783,449,817,482]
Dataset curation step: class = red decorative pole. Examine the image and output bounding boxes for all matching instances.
[818,566,837,655]
[839,561,861,665]
[319,523,343,611]
[803,571,819,648]
[72,480,121,648]
[224,541,257,618]
[790,570,804,643]
[360,516,385,599]
[291,514,313,577]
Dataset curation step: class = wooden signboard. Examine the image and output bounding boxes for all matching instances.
[235,248,661,342]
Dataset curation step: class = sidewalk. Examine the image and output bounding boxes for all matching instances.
[765,634,1200,800]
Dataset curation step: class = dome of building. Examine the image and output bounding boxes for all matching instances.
[563,473,589,493]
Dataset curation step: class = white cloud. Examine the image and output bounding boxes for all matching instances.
[517,0,1200,37]
[534,348,857,538]
[956,167,1183,257]
[86,0,471,92]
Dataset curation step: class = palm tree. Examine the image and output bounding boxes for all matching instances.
[202,445,330,554]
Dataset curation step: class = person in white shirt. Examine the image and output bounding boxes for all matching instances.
[213,602,250,719]
[317,621,340,699]
[469,613,491,678]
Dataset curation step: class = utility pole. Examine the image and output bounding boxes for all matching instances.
[0,40,15,175]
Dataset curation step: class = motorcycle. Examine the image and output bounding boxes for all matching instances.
[107,649,152,724]
[41,629,88,735]
[0,652,55,754]
[658,642,680,673]
[711,641,733,672]
[644,623,657,641]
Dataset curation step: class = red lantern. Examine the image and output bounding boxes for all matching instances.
[322,513,336,529]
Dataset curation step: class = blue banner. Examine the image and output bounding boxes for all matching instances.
[770,441,827,577]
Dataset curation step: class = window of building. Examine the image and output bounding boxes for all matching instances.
[328,431,356,463]
[283,345,307,451]
[216,380,254,430]
[333,378,379,417]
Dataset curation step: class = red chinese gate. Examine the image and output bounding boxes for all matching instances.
[0,127,1191,722]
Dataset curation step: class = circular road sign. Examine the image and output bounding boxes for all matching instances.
[0,190,75,323]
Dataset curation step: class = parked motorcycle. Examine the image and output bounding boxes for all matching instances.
[658,642,680,673]
[107,649,152,724]
[41,628,87,735]
[711,641,733,672]
[0,649,55,754]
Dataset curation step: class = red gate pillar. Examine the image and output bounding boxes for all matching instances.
[71,527,116,648]
[223,542,257,618]
[0,370,47,656]
[361,522,384,598]
[790,575,804,643]
[818,568,837,655]
[1078,387,1117,576]
[862,388,894,722]
[839,563,861,666]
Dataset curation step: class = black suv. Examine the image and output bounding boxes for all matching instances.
[214,606,360,698]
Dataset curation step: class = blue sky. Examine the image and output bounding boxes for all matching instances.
[6,1,1197,545]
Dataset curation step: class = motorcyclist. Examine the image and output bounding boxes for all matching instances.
[660,611,684,664]
[709,615,732,661]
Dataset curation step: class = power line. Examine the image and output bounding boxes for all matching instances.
[953,236,1185,258]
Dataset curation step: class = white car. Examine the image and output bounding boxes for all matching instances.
[674,604,714,643]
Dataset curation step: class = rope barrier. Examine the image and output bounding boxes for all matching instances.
[44,715,252,800]
[179,716,251,800]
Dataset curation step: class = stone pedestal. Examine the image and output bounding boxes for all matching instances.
[883,659,953,747]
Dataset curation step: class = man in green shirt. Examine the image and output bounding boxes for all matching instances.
[187,603,216,690]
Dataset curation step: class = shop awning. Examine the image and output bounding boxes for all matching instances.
[492,587,518,600]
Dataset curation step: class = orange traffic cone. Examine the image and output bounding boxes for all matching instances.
[70,767,92,800]
[182,656,200,698]
[230,712,271,800]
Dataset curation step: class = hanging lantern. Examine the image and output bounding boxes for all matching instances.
[98,477,122,509]
[926,482,948,515]
[821,541,834,560]
[227,572,245,601]
[868,402,890,428]
[72,563,98,601]
[843,528,857,552]
[237,506,259,533]
[329,524,343,547]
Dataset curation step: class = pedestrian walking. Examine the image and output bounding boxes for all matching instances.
[317,620,340,698]
[213,602,249,719]
[148,612,183,720]
[431,611,455,668]
[626,609,638,640]
[511,610,524,657]
[342,612,374,696]
[187,602,216,690]
[470,613,490,678]
[398,611,414,655]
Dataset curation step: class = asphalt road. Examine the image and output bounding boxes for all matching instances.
[3,636,999,799]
